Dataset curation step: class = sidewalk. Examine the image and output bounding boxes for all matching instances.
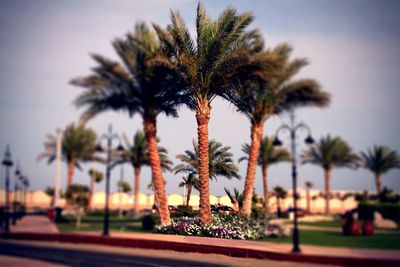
[9,215,59,234]
[3,215,400,266]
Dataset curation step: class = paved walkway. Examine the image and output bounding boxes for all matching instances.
[9,215,59,234]
[3,215,400,266]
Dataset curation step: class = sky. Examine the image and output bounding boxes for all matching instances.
[1,0,400,197]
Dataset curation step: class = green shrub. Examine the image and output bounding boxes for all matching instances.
[142,214,160,230]
[177,205,193,213]
[358,203,400,223]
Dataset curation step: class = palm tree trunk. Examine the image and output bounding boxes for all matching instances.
[306,189,310,213]
[133,166,141,215]
[143,116,170,225]
[241,122,263,216]
[186,185,192,208]
[67,160,75,187]
[196,101,211,225]
[324,169,331,214]
[375,174,382,195]
[89,175,94,209]
[261,164,269,214]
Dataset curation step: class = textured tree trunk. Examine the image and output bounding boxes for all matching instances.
[76,207,82,228]
[375,174,382,195]
[67,160,75,187]
[262,164,269,214]
[186,185,192,208]
[89,174,94,209]
[196,101,211,225]
[143,116,170,225]
[241,122,263,216]
[324,169,331,214]
[133,166,141,215]
[306,189,310,213]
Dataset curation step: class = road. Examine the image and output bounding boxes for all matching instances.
[0,240,332,267]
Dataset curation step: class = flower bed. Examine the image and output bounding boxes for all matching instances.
[155,214,289,240]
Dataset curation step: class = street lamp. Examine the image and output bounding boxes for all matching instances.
[96,124,124,236]
[12,160,21,225]
[22,177,30,212]
[273,111,315,253]
[2,145,14,232]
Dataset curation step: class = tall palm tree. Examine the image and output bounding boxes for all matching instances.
[239,136,290,213]
[228,43,331,216]
[38,123,98,186]
[273,186,287,217]
[174,139,241,209]
[302,135,360,214]
[154,3,264,224]
[71,23,183,225]
[361,145,400,195]
[178,174,199,207]
[116,131,172,214]
[305,181,313,213]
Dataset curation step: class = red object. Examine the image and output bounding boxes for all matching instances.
[349,220,360,236]
[362,220,374,236]
[47,208,54,221]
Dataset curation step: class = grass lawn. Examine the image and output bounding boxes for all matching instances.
[297,220,342,227]
[261,230,400,249]
[57,222,151,233]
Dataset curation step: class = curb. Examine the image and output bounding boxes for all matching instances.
[2,232,399,267]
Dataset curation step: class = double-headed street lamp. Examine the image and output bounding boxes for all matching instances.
[2,145,14,232]
[273,111,315,253]
[96,124,124,236]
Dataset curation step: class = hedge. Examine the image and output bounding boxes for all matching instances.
[358,203,400,224]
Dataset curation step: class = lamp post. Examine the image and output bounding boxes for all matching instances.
[96,124,124,236]
[2,145,14,232]
[22,176,29,212]
[12,160,21,225]
[273,111,314,253]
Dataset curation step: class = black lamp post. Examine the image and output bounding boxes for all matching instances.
[12,160,21,225]
[22,177,29,212]
[96,124,124,236]
[273,111,314,253]
[2,145,14,232]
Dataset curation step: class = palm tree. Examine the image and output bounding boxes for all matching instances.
[239,136,290,213]
[154,3,264,224]
[88,168,104,208]
[273,186,287,217]
[228,43,331,216]
[361,145,400,195]
[305,181,313,213]
[71,23,183,225]
[302,135,360,214]
[116,131,172,214]
[224,187,259,212]
[178,174,199,207]
[38,123,98,186]
[174,139,241,209]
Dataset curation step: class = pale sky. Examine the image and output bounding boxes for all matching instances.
[1,0,400,196]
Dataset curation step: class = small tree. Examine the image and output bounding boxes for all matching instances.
[65,184,90,228]
[118,181,132,194]
[88,168,104,209]
[305,181,313,213]
[178,174,199,207]
[273,186,287,217]
[44,186,55,206]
